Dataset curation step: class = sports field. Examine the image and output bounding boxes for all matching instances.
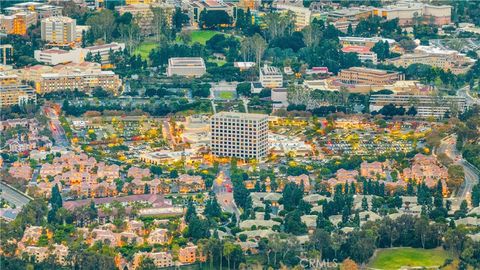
[369,248,454,270]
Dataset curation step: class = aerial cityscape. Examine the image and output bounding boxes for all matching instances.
[0,0,479,269]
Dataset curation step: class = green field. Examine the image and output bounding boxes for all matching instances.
[369,248,454,270]
[219,91,235,99]
[189,30,223,44]
[134,41,157,60]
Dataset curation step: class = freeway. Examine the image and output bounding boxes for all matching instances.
[438,135,479,202]
[0,182,32,209]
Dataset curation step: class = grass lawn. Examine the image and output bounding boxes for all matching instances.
[219,91,235,100]
[134,41,157,60]
[189,30,223,44]
[369,248,454,270]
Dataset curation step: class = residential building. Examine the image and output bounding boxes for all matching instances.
[37,70,121,93]
[341,46,378,64]
[41,16,76,46]
[369,94,466,118]
[0,45,13,65]
[260,65,283,88]
[372,3,451,26]
[178,244,198,264]
[276,4,312,29]
[147,228,168,245]
[386,46,476,75]
[0,74,36,108]
[210,112,269,160]
[238,0,260,10]
[133,252,173,269]
[337,67,404,85]
[34,48,85,65]
[5,2,62,19]
[117,3,174,35]
[0,12,37,35]
[167,57,206,77]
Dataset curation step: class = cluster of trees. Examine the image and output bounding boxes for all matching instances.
[373,103,418,117]
[456,105,480,170]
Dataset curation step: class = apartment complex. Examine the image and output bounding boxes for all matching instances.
[276,4,312,30]
[0,45,14,65]
[41,16,76,46]
[369,94,466,118]
[210,112,269,160]
[167,57,206,77]
[387,46,476,75]
[133,252,173,269]
[373,3,451,26]
[260,65,283,88]
[338,67,404,85]
[37,70,121,94]
[341,46,378,64]
[0,74,36,108]
[0,12,37,35]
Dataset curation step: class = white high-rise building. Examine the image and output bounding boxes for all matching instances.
[210,112,269,160]
[41,16,76,45]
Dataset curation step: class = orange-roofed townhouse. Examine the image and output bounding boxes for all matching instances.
[360,161,386,179]
[286,174,311,191]
[117,231,144,246]
[133,252,173,269]
[96,163,120,182]
[178,244,198,264]
[91,229,117,247]
[128,166,151,180]
[177,174,205,193]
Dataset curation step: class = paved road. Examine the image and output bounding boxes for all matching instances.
[458,84,479,107]
[44,106,69,147]
[0,182,32,208]
[213,170,241,223]
[438,135,479,202]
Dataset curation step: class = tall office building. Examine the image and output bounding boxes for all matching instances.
[210,112,269,160]
[41,16,76,46]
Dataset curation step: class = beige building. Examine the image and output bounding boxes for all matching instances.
[0,74,36,108]
[37,70,121,93]
[0,11,37,35]
[387,46,476,75]
[337,67,404,85]
[84,42,126,65]
[41,16,76,46]
[167,57,206,77]
[116,3,174,35]
[133,252,173,269]
[210,112,269,160]
[276,4,312,30]
[373,3,451,26]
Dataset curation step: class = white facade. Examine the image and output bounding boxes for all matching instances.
[84,42,125,65]
[167,57,206,77]
[210,112,269,160]
[34,48,84,65]
[276,4,312,30]
[260,66,283,88]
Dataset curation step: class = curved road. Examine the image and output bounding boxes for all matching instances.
[438,135,479,202]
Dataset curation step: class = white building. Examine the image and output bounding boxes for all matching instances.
[41,16,76,45]
[369,94,466,118]
[210,112,269,160]
[84,42,125,65]
[34,48,84,65]
[341,46,378,64]
[167,57,206,77]
[260,65,283,88]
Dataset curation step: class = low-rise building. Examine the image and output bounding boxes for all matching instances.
[341,46,378,64]
[37,70,121,93]
[133,252,173,269]
[0,74,36,108]
[276,4,312,30]
[0,45,14,65]
[178,244,198,264]
[337,67,404,86]
[260,65,283,88]
[167,57,206,77]
[372,3,451,26]
[34,48,84,65]
[0,12,37,35]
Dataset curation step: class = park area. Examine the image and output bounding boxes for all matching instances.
[369,248,456,270]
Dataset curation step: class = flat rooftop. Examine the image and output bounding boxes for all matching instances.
[261,66,281,75]
[212,112,269,120]
[168,57,206,67]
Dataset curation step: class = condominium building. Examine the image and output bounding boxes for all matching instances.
[178,245,198,264]
[167,57,206,77]
[387,46,476,75]
[0,12,37,35]
[260,65,283,88]
[0,74,36,108]
[41,16,76,46]
[337,67,404,85]
[369,94,466,118]
[210,112,269,160]
[37,70,121,93]
[341,46,378,64]
[372,3,451,26]
[133,252,173,269]
[276,4,312,30]
[0,45,14,65]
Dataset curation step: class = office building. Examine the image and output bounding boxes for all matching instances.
[0,74,36,108]
[260,65,283,88]
[210,112,269,160]
[338,67,404,85]
[41,16,76,46]
[0,45,13,65]
[341,46,378,64]
[387,46,476,75]
[167,57,206,77]
[37,70,121,93]
[373,3,451,26]
[4,2,62,19]
[84,42,126,65]
[339,36,395,49]
[116,3,174,35]
[186,0,237,25]
[369,94,466,118]
[34,48,84,65]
